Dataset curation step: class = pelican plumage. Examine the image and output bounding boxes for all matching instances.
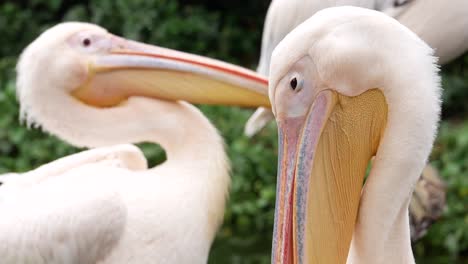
[268,6,440,263]
[1,22,269,263]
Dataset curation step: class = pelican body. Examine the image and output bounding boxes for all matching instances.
[267,7,440,263]
[1,22,271,263]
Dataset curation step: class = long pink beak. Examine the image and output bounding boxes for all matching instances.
[73,34,270,108]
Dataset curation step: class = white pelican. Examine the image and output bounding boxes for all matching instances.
[244,0,456,240]
[245,0,468,135]
[268,6,440,263]
[2,22,270,263]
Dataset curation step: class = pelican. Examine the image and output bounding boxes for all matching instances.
[1,22,269,263]
[244,0,457,239]
[267,6,440,263]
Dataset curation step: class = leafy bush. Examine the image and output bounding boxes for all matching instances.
[0,1,466,263]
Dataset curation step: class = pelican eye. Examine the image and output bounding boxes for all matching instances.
[82,38,91,47]
[290,76,303,92]
[290,77,298,90]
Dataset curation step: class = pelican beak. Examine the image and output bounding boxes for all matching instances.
[73,35,270,108]
[272,89,387,263]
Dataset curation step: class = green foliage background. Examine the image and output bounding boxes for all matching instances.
[0,1,466,263]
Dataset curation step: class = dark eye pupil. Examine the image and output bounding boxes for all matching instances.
[290,77,298,90]
[83,38,91,47]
